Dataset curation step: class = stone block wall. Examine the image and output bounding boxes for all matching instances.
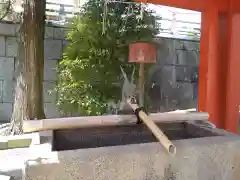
[146,38,200,112]
[0,22,69,122]
[0,22,200,122]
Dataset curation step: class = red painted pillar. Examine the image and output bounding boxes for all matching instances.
[198,12,209,112]
[199,7,226,128]
[206,7,227,128]
[224,1,240,133]
[200,0,240,133]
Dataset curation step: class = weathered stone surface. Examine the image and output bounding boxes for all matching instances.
[0,57,14,80]
[0,36,6,56]
[54,27,65,39]
[44,40,62,60]
[2,80,14,103]
[180,40,200,50]
[0,80,3,102]
[0,124,238,180]
[45,27,54,39]
[6,37,18,57]
[22,136,240,180]
[0,103,12,122]
[0,23,16,36]
[44,103,60,118]
[54,27,70,40]
[44,60,58,81]
[43,81,56,103]
[147,38,200,112]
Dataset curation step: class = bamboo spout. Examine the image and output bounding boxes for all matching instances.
[127,98,176,156]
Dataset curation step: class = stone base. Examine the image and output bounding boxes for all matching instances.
[1,122,240,180]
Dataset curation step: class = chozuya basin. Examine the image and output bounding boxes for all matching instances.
[2,113,240,180]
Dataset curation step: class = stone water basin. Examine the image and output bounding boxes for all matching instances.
[31,121,240,180]
[1,120,240,180]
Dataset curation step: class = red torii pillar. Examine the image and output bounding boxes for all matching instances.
[139,0,240,133]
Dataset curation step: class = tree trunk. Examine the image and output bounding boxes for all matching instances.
[9,0,46,135]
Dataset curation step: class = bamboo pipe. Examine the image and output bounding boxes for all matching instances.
[127,98,176,156]
[23,112,209,133]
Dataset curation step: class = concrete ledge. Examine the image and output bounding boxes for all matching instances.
[0,142,53,178]
[0,133,40,150]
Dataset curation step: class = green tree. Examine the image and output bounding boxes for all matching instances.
[57,0,159,116]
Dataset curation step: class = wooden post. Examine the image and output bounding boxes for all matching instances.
[139,63,145,107]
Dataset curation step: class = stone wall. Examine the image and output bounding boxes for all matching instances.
[0,22,200,122]
[146,38,200,112]
[0,22,69,122]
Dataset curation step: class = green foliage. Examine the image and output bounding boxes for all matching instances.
[56,0,159,116]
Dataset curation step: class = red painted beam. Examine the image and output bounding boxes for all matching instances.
[137,0,228,12]
[230,0,240,12]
